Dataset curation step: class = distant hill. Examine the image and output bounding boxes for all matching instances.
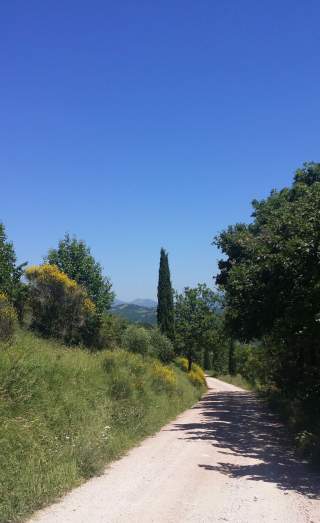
[111,303,157,326]
[130,298,157,309]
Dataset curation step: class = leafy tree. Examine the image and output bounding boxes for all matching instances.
[149,329,175,363]
[157,248,174,340]
[121,324,151,355]
[26,264,96,345]
[214,162,320,396]
[46,234,114,312]
[0,292,17,341]
[174,284,221,371]
[0,223,27,321]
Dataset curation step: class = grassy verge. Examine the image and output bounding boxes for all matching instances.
[0,331,205,523]
[213,373,255,391]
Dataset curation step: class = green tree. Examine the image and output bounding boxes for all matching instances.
[46,234,114,312]
[175,284,221,371]
[214,162,320,397]
[157,248,174,340]
[0,223,27,321]
[26,264,96,345]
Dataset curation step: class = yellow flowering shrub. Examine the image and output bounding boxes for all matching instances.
[0,292,17,342]
[26,264,96,345]
[175,357,206,388]
[175,357,189,372]
[151,361,177,393]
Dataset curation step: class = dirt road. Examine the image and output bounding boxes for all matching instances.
[29,377,320,523]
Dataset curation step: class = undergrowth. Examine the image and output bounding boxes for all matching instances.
[0,331,205,523]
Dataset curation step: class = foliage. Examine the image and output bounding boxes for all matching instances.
[214,162,320,461]
[174,284,222,371]
[26,264,96,345]
[0,330,203,522]
[46,234,114,312]
[121,324,152,355]
[157,248,175,340]
[175,357,207,388]
[0,292,17,342]
[149,328,175,363]
[151,361,177,393]
[0,223,27,321]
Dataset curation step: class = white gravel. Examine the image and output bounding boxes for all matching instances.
[29,377,320,523]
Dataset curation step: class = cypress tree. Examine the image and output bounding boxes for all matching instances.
[157,248,174,340]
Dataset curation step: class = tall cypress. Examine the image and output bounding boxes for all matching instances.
[157,248,174,340]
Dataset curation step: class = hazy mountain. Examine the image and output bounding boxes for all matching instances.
[111,303,157,326]
[130,299,157,309]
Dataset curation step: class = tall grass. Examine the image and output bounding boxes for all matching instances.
[0,331,204,523]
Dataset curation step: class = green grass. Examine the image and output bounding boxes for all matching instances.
[214,373,255,391]
[0,330,204,523]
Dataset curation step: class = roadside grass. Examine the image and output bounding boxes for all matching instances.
[0,330,205,523]
[213,373,255,391]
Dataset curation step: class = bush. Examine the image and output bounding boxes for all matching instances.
[151,361,177,393]
[175,357,189,372]
[25,264,96,345]
[0,293,17,342]
[95,314,128,350]
[121,324,151,355]
[175,357,206,388]
[149,329,175,363]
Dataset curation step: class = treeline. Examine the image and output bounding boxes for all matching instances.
[0,227,220,383]
[214,162,320,460]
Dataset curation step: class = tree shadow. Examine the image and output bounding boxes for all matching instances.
[171,388,320,499]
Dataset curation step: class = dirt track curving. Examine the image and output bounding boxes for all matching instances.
[29,377,320,523]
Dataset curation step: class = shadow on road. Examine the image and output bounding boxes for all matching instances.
[171,388,320,499]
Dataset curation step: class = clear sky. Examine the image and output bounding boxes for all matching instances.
[1,1,319,301]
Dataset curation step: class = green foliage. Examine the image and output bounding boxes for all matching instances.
[175,357,207,388]
[149,328,175,363]
[215,162,320,461]
[175,284,222,370]
[0,293,17,342]
[46,234,114,312]
[157,248,175,339]
[26,264,96,345]
[0,330,203,522]
[121,324,152,355]
[95,313,128,350]
[0,223,27,321]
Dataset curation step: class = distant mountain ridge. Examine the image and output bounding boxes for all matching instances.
[112,298,157,309]
[111,302,157,326]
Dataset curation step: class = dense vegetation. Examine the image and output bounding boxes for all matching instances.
[0,330,204,522]
[0,227,207,522]
[214,162,320,461]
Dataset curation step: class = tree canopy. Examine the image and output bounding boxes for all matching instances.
[46,234,114,312]
[174,284,221,371]
[215,162,320,392]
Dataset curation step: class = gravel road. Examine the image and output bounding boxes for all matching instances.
[29,377,320,523]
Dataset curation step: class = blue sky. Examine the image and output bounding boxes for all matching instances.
[1,1,319,301]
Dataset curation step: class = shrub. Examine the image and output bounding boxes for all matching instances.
[175,357,206,388]
[149,329,175,363]
[121,325,151,355]
[175,357,189,372]
[0,293,17,342]
[151,361,177,393]
[25,264,96,345]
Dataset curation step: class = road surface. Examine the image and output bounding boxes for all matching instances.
[29,377,320,523]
